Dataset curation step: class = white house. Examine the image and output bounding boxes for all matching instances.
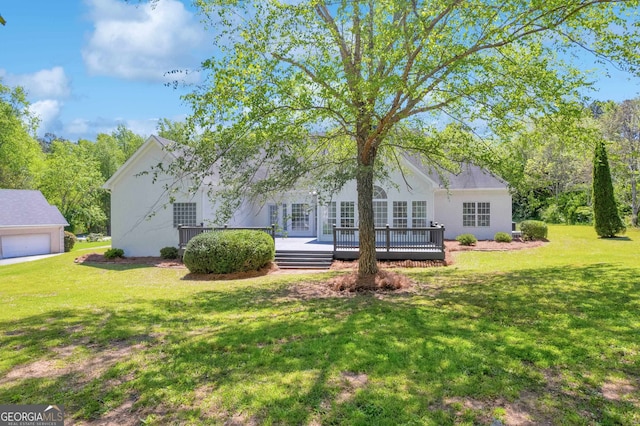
[103,135,513,257]
[0,189,69,259]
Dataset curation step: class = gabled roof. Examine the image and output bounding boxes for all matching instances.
[103,135,178,190]
[427,164,508,189]
[0,189,68,227]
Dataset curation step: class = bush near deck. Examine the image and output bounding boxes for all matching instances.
[183,229,275,274]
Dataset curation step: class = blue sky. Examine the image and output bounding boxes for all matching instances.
[1,0,209,141]
[1,1,639,142]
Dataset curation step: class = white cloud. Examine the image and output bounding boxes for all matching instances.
[82,0,205,83]
[0,67,71,98]
[64,117,160,140]
[29,100,63,133]
[125,118,161,137]
[65,118,91,136]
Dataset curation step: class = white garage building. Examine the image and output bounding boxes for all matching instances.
[0,190,69,259]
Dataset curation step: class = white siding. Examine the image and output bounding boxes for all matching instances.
[434,188,512,240]
[108,141,201,257]
[107,136,513,252]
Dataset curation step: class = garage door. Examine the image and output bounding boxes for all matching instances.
[1,234,51,259]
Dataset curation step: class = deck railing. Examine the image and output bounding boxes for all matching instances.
[178,224,276,250]
[332,224,445,260]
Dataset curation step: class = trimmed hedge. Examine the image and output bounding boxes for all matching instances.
[494,232,512,243]
[64,231,77,252]
[183,230,275,274]
[456,233,477,246]
[519,220,548,241]
[160,246,179,259]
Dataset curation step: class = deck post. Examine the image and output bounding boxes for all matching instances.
[332,224,337,254]
[271,224,276,239]
[385,224,390,252]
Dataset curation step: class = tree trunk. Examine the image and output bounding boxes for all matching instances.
[631,176,638,227]
[356,140,378,287]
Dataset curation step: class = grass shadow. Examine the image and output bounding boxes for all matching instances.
[1,263,639,424]
[598,236,633,241]
[74,262,155,271]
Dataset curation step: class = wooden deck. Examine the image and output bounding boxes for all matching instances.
[332,225,446,260]
[179,224,445,261]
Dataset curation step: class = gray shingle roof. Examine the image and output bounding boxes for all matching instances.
[428,163,508,189]
[0,189,69,227]
[404,155,507,189]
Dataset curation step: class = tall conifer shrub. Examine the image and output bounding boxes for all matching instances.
[593,140,625,237]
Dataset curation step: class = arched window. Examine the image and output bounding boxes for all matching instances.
[373,185,387,199]
[372,186,387,227]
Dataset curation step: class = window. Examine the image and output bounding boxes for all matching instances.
[268,204,279,226]
[412,201,427,227]
[173,202,196,227]
[478,202,491,227]
[463,202,476,227]
[282,203,287,231]
[393,201,407,228]
[373,185,387,199]
[340,201,355,227]
[463,202,490,227]
[373,185,387,227]
[291,203,310,231]
[373,201,388,227]
[322,202,336,235]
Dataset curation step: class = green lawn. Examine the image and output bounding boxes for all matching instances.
[0,226,638,425]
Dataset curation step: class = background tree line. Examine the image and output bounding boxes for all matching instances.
[502,99,640,228]
[0,79,184,234]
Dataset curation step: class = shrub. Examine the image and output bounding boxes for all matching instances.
[87,233,104,242]
[541,204,564,224]
[183,230,275,274]
[494,232,512,243]
[455,233,477,246]
[519,220,548,241]
[160,246,179,259]
[64,231,77,252]
[104,248,125,259]
[570,206,593,224]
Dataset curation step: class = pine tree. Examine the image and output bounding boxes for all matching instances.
[593,140,625,237]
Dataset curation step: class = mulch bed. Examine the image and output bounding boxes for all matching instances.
[74,239,547,292]
[74,239,547,272]
[74,253,184,269]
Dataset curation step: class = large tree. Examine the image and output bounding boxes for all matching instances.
[593,139,625,237]
[39,141,107,233]
[0,81,43,189]
[163,0,639,286]
[500,112,598,221]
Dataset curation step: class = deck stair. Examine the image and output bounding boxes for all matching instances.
[275,250,334,269]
